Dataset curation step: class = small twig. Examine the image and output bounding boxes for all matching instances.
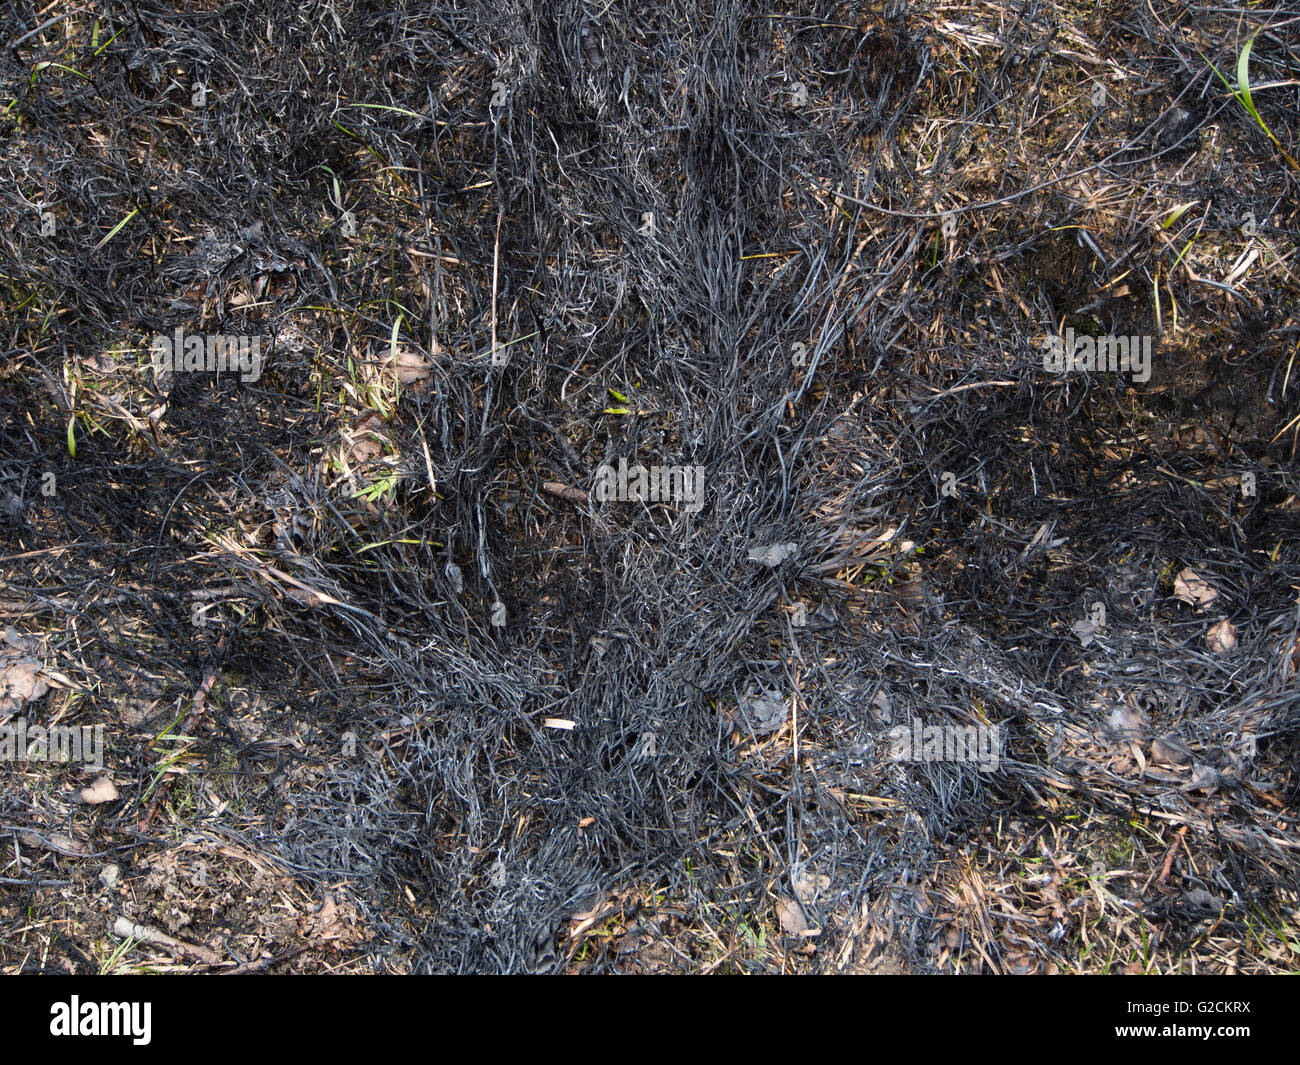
[10,10,80,51]
[0,876,72,886]
[217,945,309,974]
[0,584,246,616]
[1155,825,1189,887]
[490,203,502,362]
[923,380,1019,400]
[112,917,221,965]
[542,481,588,504]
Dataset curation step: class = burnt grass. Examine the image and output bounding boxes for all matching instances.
[1,0,1299,973]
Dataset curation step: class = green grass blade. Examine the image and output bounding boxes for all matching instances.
[94,206,139,250]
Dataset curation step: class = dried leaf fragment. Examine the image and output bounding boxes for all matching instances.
[1182,763,1221,794]
[1107,703,1145,741]
[21,831,88,857]
[777,896,818,936]
[1173,568,1218,609]
[0,637,50,717]
[739,690,787,735]
[1150,733,1193,766]
[1205,618,1237,654]
[384,345,433,387]
[793,867,831,906]
[747,542,799,566]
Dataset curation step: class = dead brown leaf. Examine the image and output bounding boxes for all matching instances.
[793,867,831,906]
[1173,568,1218,610]
[776,896,813,936]
[1108,702,1146,741]
[22,831,88,857]
[383,345,434,388]
[344,428,387,467]
[1206,618,1237,654]
[1151,733,1193,766]
[0,631,50,717]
